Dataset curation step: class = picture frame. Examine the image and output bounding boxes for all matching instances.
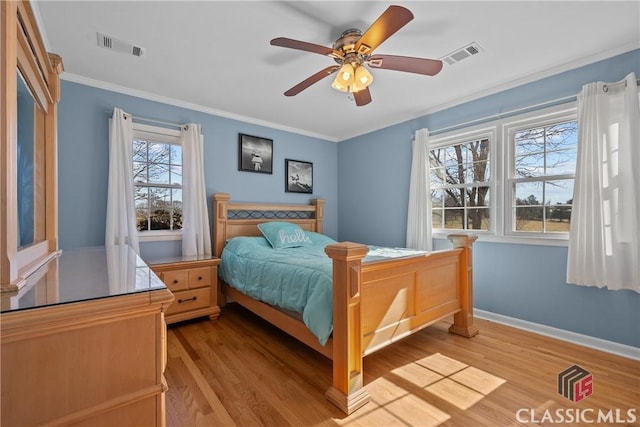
[238,133,273,174]
[285,159,313,194]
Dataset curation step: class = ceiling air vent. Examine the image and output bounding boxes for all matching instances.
[441,42,482,65]
[97,32,145,58]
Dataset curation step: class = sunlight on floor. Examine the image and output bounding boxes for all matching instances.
[334,353,506,426]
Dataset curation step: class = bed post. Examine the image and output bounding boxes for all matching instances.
[324,242,370,414]
[311,198,324,234]
[447,234,479,338]
[212,193,231,258]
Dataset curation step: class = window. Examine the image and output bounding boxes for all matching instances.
[132,123,182,239]
[430,128,494,233]
[426,104,577,245]
[505,110,577,237]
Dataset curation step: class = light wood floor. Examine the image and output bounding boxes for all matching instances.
[165,303,639,427]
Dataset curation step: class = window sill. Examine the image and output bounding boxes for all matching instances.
[433,232,569,247]
[138,231,183,242]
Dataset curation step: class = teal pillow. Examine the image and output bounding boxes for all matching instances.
[257,222,313,249]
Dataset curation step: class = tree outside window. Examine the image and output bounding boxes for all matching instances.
[133,137,183,232]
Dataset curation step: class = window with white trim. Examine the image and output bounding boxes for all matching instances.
[426,103,578,244]
[430,128,495,233]
[132,123,183,239]
[505,110,577,237]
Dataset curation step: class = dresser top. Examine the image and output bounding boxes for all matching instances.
[1,246,167,313]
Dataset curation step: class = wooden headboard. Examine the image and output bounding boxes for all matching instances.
[212,193,325,257]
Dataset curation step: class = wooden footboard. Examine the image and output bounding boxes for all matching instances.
[325,234,477,414]
[212,193,477,415]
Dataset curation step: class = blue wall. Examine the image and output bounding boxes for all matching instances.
[57,50,639,348]
[57,82,339,259]
[338,49,640,348]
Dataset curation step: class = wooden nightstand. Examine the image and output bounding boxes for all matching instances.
[148,255,220,324]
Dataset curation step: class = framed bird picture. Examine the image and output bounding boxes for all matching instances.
[285,159,313,194]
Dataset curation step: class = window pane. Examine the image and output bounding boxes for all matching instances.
[148,142,170,164]
[430,166,445,186]
[444,190,464,207]
[546,121,577,151]
[431,190,444,208]
[135,187,149,231]
[170,165,182,186]
[171,144,182,164]
[467,186,490,207]
[172,188,183,230]
[545,179,574,205]
[446,164,466,184]
[515,207,543,231]
[467,208,490,230]
[133,140,147,162]
[546,148,577,176]
[515,152,544,178]
[545,206,571,232]
[149,186,171,230]
[444,209,464,229]
[444,146,463,165]
[429,148,445,167]
[515,182,543,206]
[468,160,490,182]
[515,127,545,156]
[432,209,443,228]
[133,161,147,183]
[148,163,170,184]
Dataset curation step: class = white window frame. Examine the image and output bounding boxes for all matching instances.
[503,105,577,243]
[430,125,498,239]
[428,102,578,246]
[132,122,183,242]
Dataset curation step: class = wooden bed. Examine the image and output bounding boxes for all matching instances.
[212,193,478,414]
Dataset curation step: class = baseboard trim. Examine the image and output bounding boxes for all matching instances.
[474,309,640,361]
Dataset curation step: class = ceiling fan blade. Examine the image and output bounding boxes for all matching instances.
[355,5,414,55]
[271,37,337,57]
[284,66,339,97]
[354,87,372,106]
[368,54,443,76]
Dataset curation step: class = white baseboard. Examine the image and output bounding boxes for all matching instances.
[474,309,640,361]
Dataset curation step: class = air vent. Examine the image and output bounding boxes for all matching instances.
[441,42,482,65]
[97,32,145,58]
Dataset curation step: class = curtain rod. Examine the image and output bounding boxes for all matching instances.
[429,77,640,137]
[124,113,184,129]
[428,93,577,136]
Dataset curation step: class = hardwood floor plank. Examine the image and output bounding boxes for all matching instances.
[165,303,639,427]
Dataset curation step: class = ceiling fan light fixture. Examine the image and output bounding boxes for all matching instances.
[353,65,373,92]
[331,62,355,92]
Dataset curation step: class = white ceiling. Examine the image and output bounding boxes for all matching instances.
[34,1,640,141]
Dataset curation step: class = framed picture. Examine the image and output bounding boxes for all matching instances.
[285,159,313,194]
[238,133,273,174]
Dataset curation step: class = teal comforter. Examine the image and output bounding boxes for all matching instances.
[219,233,429,346]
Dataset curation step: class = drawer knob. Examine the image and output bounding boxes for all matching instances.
[178,296,197,304]
[173,280,179,284]
[197,276,203,281]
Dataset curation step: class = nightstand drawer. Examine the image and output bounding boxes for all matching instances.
[188,267,211,289]
[163,270,189,292]
[166,288,211,316]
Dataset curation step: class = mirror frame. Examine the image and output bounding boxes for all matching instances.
[1,1,63,291]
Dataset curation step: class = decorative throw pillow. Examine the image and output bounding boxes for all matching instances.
[257,221,313,249]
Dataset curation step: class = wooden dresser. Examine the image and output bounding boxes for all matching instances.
[148,255,220,324]
[0,246,174,427]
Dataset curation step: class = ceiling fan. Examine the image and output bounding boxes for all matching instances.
[270,5,443,107]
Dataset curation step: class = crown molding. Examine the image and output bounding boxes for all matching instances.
[60,73,339,143]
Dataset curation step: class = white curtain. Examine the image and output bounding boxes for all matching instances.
[567,72,640,292]
[406,128,432,250]
[105,108,139,253]
[181,123,212,257]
